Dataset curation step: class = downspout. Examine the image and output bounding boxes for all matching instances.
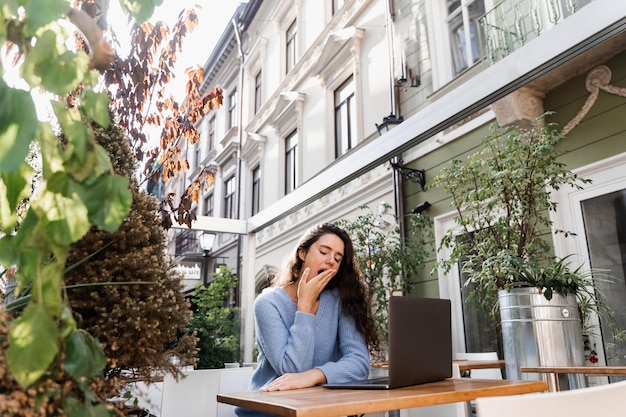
[383,0,408,253]
[233,17,244,309]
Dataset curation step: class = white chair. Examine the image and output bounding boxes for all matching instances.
[160,367,253,417]
[455,352,502,380]
[475,380,626,417]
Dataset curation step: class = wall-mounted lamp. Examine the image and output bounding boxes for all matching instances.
[412,201,431,214]
[376,114,404,136]
[390,159,426,190]
[396,67,421,88]
[199,232,217,286]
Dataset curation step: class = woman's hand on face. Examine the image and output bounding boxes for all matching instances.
[297,267,336,313]
[262,369,327,392]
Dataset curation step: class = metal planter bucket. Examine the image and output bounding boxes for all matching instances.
[499,287,586,389]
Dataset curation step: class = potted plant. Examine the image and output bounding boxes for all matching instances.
[336,204,434,362]
[432,114,598,384]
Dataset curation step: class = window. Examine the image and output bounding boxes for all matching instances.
[446,0,486,76]
[334,76,356,158]
[251,165,260,216]
[207,116,216,152]
[223,176,236,219]
[203,193,214,217]
[193,143,201,168]
[228,89,237,129]
[254,71,262,114]
[553,155,626,370]
[459,254,503,358]
[285,130,298,194]
[436,211,503,356]
[286,19,297,74]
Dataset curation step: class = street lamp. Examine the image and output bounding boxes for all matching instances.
[199,232,217,286]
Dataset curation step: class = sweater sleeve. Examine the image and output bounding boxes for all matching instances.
[254,291,316,375]
[315,309,371,383]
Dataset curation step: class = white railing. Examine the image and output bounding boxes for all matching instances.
[478,0,594,64]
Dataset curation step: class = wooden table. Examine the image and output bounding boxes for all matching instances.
[521,365,626,391]
[217,378,548,417]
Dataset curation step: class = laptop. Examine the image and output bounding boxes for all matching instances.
[322,296,452,389]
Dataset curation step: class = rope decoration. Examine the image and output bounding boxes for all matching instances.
[563,65,626,135]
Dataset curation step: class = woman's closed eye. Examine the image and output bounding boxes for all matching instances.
[320,249,341,262]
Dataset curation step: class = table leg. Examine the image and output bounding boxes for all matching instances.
[546,372,560,392]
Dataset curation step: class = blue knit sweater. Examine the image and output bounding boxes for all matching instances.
[234,286,371,417]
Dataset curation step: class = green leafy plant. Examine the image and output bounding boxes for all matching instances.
[432,115,590,300]
[431,114,625,364]
[336,204,434,348]
[0,0,178,415]
[189,266,240,369]
[1,0,130,407]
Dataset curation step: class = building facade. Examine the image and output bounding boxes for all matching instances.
[164,0,626,380]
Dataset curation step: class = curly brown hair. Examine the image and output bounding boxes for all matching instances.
[275,223,381,355]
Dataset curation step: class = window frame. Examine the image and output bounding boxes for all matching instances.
[228,88,238,130]
[207,116,216,153]
[254,70,263,114]
[251,165,261,216]
[284,130,298,195]
[427,0,493,88]
[223,176,236,219]
[203,192,214,217]
[316,27,365,160]
[285,19,298,74]
[334,75,356,159]
[552,153,626,369]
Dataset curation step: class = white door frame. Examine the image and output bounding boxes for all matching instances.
[551,152,626,368]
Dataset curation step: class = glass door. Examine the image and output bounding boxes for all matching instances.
[552,154,626,383]
[580,189,626,378]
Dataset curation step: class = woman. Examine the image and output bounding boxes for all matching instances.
[235,223,380,417]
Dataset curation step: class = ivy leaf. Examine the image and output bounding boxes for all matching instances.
[0,164,34,229]
[22,0,70,36]
[81,91,111,128]
[71,174,132,232]
[64,330,106,380]
[119,0,164,24]
[39,262,64,317]
[52,103,92,168]
[41,49,91,96]
[0,236,20,269]
[7,302,60,388]
[32,182,91,245]
[38,123,66,177]
[0,81,38,173]
[22,29,89,95]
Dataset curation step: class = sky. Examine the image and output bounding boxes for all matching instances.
[109,0,242,98]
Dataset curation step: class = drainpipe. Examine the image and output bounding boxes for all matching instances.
[384,0,399,118]
[384,0,408,289]
[232,17,244,309]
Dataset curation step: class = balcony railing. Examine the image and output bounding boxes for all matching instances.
[175,229,201,257]
[478,0,594,65]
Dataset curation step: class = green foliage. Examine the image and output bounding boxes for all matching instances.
[0,0,167,415]
[432,115,590,300]
[190,266,240,369]
[119,0,164,24]
[336,204,434,344]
